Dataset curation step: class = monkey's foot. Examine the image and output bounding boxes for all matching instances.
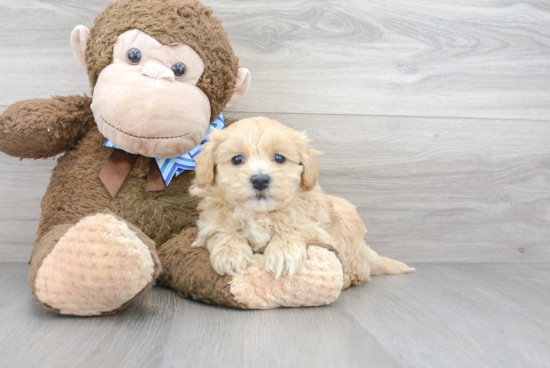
[34,213,160,316]
[229,245,344,309]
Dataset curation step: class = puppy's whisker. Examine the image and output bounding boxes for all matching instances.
[255,192,267,200]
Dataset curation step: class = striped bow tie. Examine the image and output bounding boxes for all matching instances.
[99,113,225,198]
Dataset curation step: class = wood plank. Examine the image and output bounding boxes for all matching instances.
[342,263,550,368]
[1,263,549,368]
[219,0,550,119]
[286,113,550,263]
[0,0,549,119]
[1,113,549,263]
[0,0,102,103]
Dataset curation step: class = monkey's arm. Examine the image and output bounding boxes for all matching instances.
[0,95,95,159]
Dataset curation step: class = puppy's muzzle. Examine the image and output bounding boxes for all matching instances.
[250,174,270,191]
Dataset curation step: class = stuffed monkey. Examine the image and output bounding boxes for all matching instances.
[0,0,344,315]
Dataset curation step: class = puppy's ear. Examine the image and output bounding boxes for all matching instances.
[300,147,321,191]
[195,140,217,188]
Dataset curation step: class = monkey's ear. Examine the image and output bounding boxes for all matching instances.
[70,25,91,69]
[225,68,251,108]
[195,140,218,188]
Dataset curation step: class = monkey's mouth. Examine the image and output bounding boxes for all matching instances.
[100,116,190,140]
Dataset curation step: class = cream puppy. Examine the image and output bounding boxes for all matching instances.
[191,117,411,286]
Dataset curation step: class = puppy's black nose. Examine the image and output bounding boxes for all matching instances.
[250,174,270,191]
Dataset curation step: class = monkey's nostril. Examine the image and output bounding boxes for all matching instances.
[250,175,270,191]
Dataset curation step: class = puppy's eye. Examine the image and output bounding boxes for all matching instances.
[127,48,142,65]
[232,155,244,165]
[274,154,285,163]
[171,62,186,78]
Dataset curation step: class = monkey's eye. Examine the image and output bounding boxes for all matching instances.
[274,154,285,163]
[171,62,186,78]
[232,155,244,165]
[127,48,142,65]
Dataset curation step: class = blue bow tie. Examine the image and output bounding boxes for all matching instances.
[103,113,225,187]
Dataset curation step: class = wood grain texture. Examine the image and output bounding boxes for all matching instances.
[1,263,549,368]
[0,0,549,119]
[341,263,550,368]
[1,112,549,263]
[1,0,549,262]
[218,0,550,120]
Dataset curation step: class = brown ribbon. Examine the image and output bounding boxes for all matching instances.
[146,158,167,192]
[99,149,166,198]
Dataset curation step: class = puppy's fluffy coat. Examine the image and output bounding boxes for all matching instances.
[191,117,411,286]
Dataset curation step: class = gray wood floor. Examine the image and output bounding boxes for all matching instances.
[1,263,549,368]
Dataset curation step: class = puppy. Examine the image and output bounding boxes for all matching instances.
[191,117,411,286]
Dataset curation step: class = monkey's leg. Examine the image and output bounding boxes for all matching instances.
[29,213,161,316]
[158,229,344,309]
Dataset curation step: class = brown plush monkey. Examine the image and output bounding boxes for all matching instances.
[0,0,345,316]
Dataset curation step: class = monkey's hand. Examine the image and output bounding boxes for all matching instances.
[0,95,95,159]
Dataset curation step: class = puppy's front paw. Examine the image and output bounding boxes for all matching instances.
[264,237,307,278]
[210,241,254,276]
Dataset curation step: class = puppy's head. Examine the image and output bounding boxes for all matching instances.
[194,117,320,212]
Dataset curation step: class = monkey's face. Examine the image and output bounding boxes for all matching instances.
[90,30,211,158]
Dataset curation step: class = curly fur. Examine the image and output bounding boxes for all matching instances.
[191,117,413,285]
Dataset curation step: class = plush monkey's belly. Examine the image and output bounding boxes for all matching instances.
[37,127,199,245]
